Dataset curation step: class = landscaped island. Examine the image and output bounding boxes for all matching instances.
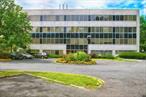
[0,70,104,89]
[56,51,96,65]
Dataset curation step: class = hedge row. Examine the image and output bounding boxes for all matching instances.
[119,52,146,59]
[90,53,115,59]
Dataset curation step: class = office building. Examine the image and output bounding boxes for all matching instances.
[25,9,139,55]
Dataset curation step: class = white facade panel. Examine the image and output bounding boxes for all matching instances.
[31,21,137,27]
[30,44,66,50]
[88,44,137,51]
[136,10,140,52]
[25,9,138,15]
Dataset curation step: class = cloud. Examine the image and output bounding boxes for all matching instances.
[74,0,108,9]
[16,0,66,9]
[142,0,146,14]
[15,0,146,15]
[143,7,146,15]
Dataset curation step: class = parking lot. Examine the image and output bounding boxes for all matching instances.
[0,59,146,97]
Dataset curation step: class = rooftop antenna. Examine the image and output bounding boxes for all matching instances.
[66,4,68,9]
[59,4,61,9]
[62,3,64,9]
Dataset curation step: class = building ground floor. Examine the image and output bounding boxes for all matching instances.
[30,44,139,56]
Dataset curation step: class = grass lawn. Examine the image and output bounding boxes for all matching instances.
[0,70,104,89]
[92,57,137,62]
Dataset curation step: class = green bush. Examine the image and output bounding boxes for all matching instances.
[74,51,91,61]
[64,51,91,62]
[64,53,76,61]
[91,53,115,59]
[119,52,146,59]
[48,54,62,58]
[99,54,115,59]
[90,53,97,58]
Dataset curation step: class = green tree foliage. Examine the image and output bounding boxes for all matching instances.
[0,0,32,53]
[140,16,146,52]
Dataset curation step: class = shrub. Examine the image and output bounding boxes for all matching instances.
[0,53,10,59]
[99,54,115,59]
[64,53,75,61]
[48,54,62,58]
[119,52,146,59]
[90,53,97,58]
[74,51,91,61]
[91,53,115,59]
[64,51,91,62]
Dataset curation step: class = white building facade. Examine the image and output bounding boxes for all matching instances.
[25,9,140,55]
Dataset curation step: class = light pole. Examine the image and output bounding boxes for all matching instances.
[87,34,91,44]
[87,34,91,54]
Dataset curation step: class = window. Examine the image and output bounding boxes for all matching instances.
[123,15,137,21]
[103,15,110,21]
[42,27,48,32]
[84,15,89,21]
[132,15,136,21]
[31,26,137,45]
[124,27,129,32]
[56,15,64,21]
[100,27,103,32]
[115,15,120,21]
[28,15,40,21]
[90,15,96,21]
[132,27,136,32]
[84,27,88,32]
[47,27,54,32]
[70,27,75,32]
[124,15,128,21]
[29,15,137,21]
[48,15,56,21]
[103,27,112,32]
[55,27,63,32]
[119,15,124,21]
[113,15,116,21]
[66,15,71,21]
[109,15,113,21]
[42,15,48,21]
[31,33,35,38]
[32,27,40,32]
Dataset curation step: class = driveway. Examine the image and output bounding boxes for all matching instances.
[0,59,146,97]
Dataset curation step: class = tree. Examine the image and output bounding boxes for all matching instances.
[140,16,146,52]
[0,0,32,53]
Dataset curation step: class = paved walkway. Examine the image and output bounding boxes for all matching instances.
[0,59,146,97]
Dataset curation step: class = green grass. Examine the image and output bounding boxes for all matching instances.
[0,70,104,89]
[48,54,62,58]
[0,70,23,77]
[92,57,137,62]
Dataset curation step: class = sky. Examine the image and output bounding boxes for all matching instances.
[15,0,146,15]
